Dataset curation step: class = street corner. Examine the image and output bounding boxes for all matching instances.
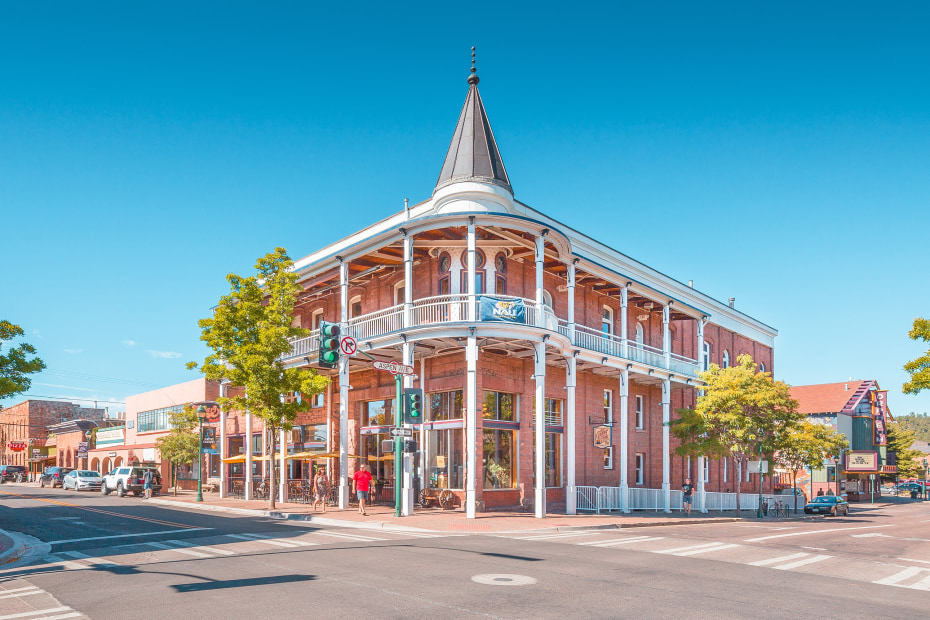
[0,529,27,566]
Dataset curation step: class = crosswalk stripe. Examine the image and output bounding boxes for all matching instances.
[242,533,317,547]
[58,551,118,566]
[166,540,236,556]
[589,536,663,547]
[226,534,297,548]
[773,554,832,570]
[657,542,729,555]
[0,588,41,595]
[38,614,81,620]
[312,531,385,542]
[748,553,809,567]
[42,555,87,571]
[145,542,211,558]
[873,567,924,586]
[907,573,930,591]
[0,590,42,600]
[672,543,740,557]
[0,607,72,620]
[517,532,598,541]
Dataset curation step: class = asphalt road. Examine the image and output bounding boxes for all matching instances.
[1,486,928,619]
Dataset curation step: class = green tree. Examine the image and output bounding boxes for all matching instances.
[155,405,201,496]
[896,412,930,442]
[0,320,46,409]
[189,248,330,509]
[886,420,924,479]
[674,354,801,516]
[774,421,848,513]
[904,318,930,395]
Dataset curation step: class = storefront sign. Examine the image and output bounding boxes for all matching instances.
[479,296,526,324]
[846,451,878,471]
[77,442,88,458]
[193,401,221,424]
[108,452,117,457]
[95,427,125,446]
[32,448,40,457]
[593,425,612,449]
[7,442,26,452]
[873,390,888,446]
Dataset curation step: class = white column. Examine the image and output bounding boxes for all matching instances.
[245,402,252,501]
[403,233,413,327]
[620,286,629,359]
[534,341,547,518]
[535,236,545,327]
[663,303,671,370]
[567,261,576,344]
[662,378,671,513]
[419,356,427,485]
[698,455,707,513]
[401,341,413,516]
[467,219,477,321]
[465,336,478,518]
[565,355,577,514]
[619,369,630,513]
[219,381,227,499]
[279,428,287,503]
[338,259,350,509]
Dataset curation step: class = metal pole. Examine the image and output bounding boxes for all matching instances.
[196,416,204,502]
[757,440,764,518]
[394,374,402,517]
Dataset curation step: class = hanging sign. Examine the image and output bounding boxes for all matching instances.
[193,401,221,424]
[873,390,888,446]
[201,427,218,454]
[8,442,26,452]
[77,442,88,458]
[479,296,526,324]
[593,425,612,449]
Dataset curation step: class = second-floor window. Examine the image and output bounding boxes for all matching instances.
[722,349,730,369]
[137,405,185,433]
[602,306,613,335]
[483,391,515,421]
[635,395,644,429]
[635,322,644,348]
[350,296,362,319]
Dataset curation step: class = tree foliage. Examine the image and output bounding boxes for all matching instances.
[886,420,925,479]
[155,405,201,496]
[903,318,930,395]
[189,248,330,509]
[673,354,801,515]
[774,421,848,512]
[0,320,46,409]
[896,412,930,442]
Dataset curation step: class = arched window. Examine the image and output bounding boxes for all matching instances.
[349,295,362,319]
[438,252,451,296]
[602,306,613,335]
[394,281,406,306]
[635,322,644,348]
[311,308,324,331]
[542,289,553,308]
[759,362,766,373]
[722,349,730,369]
[702,342,710,371]
[494,253,507,295]
[461,250,486,294]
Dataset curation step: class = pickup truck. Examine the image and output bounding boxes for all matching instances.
[101,466,162,497]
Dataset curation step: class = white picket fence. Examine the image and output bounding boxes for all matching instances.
[576,486,790,514]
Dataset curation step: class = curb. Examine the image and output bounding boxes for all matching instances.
[0,529,26,565]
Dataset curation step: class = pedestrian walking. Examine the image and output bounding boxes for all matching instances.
[143,468,155,499]
[353,463,373,516]
[682,477,694,515]
[312,468,330,512]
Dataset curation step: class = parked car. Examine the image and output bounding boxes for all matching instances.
[0,465,28,483]
[804,495,850,516]
[39,467,73,488]
[893,482,927,497]
[62,470,103,492]
[101,467,162,497]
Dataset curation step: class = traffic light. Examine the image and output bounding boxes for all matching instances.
[402,388,422,425]
[318,321,341,369]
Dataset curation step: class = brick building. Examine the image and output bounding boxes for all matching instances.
[208,62,781,519]
[0,400,106,477]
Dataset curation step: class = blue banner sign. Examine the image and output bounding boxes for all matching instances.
[479,296,526,324]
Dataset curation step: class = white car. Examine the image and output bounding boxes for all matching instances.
[62,470,103,491]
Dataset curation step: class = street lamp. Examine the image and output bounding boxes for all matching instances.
[196,405,206,503]
[832,455,840,497]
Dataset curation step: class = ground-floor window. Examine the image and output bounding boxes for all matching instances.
[635,453,644,485]
[703,458,709,483]
[483,429,516,489]
[531,432,562,487]
[427,428,463,489]
[363,433,395,481]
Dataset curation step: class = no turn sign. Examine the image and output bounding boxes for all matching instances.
[340,336,357,356]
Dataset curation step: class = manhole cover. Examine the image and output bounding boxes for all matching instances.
[471,574,537,586]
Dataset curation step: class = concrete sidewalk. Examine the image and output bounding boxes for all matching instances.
[149,490,826,534]
[0,529,26,565]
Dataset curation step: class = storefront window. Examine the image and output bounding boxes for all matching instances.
[228,436,244,476]
[429,390,463,421]
[483,429,516,489]
[532,433,563,487]
[428,428,463,490]
[362,399,397,482]
[362,399,395,427]
[483,391,515,421]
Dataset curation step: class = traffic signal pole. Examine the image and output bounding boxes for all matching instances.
[394,374,402,517]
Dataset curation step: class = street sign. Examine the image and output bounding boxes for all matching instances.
[340,336,357,356]
[373,360,415,375]
[390,427,413,437]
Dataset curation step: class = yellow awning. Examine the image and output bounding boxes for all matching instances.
[368,454,394,462]
[221,455,247,463]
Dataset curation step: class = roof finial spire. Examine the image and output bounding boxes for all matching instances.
[468,46,479,85]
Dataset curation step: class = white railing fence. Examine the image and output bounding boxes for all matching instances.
[577,487,788,514]
[576,486,599,512]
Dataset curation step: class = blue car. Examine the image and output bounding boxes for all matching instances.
[804,495,850,516]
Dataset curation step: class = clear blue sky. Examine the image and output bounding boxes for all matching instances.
[2,2,927,416]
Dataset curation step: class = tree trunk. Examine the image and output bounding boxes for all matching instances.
[792,470,798,513]
[268,425,276,510]
[173,462,177,497]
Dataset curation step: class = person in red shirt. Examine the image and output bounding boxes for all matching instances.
[353,463,373,516]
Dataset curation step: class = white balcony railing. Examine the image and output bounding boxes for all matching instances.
[283,294,700,377]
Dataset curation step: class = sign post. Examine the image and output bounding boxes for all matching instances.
[371,358,416,517]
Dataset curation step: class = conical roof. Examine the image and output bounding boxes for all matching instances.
[434,69,512,195]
